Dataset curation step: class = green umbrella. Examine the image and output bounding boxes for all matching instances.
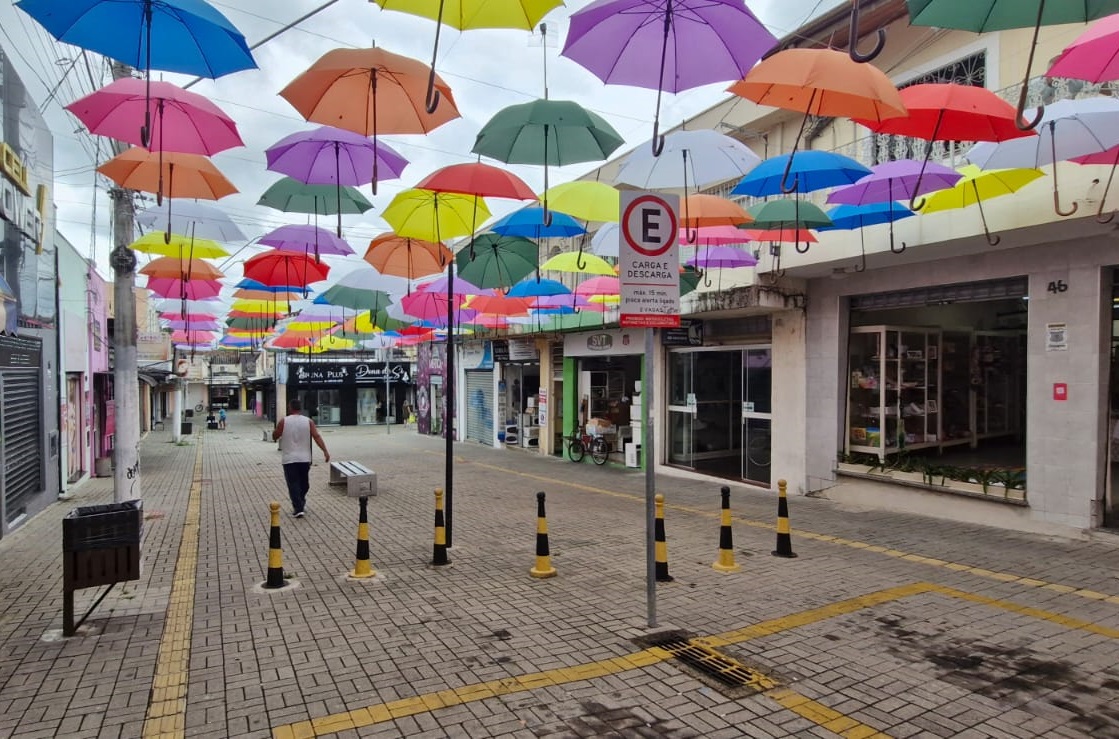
[455,232,539,289]
[906,0,1119,130]
[680,266,701,297]
[473,99,625,223]
[258,177,374,236]
[225,316,276,330]
[318,284,394,312]
[747,198,831,273]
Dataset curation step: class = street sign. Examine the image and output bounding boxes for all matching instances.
[619,191,680,328]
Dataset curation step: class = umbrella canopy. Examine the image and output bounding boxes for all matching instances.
[576,275,621,300]
[540,181,619,222]
[731,150,871,197]
[400,290,474,323]
[383,189,491,242]
[591,222,620,257]
[490,208,586,239]
[685,246,758,269]
[138,256,223,281]
[66,77,242,155]
[827,159,963,206]
[243,251,331,289]
[146,278,222,300]
[1046,12,1119,83]
[728,47,906,193]
[257,225,354,257]
[364,233,451,280]
[258,178,374,216]
[921,164,1045,245]
[747,198,831,260]
[98,147,237,200]
[465,293,533,317]
[318,272,395,312]
[164,319,221,331]
[561,0,777,152]
[455,233,539,289]
[679,194,752,242]
[416,162,537,201]
[507,277,570,298]
[906,0,1119,129]
[265,126,408,186]
[819,201,916,256]
[615,128,762,190]
[678,225,751,245]
[136,201,246,242]
[540,251,615,276]
[744,228,819,244]
[966,97,1119,216]
[130,232,229,259]
[154,297,223,313]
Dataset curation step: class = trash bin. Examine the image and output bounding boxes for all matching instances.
[62,500,142,636]
[185,409,194,419]
[181,421,193,435]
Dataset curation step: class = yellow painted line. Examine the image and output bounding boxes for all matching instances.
[143,438,204,739]
[449,455,1119,604]
[768,688,891,739]
[926,584,1119,639]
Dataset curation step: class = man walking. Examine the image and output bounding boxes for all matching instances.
[272,399,330,517]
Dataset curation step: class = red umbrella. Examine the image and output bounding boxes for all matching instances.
[853,83,1035,209]
[416,162,537,201]
[243,251,331,288]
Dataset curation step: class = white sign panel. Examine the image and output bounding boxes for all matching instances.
[619,191,680,328]
[1046,322,1068,351]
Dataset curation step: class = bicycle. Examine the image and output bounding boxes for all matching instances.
[565,432,611,465]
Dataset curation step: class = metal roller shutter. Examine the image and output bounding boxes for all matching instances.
[465,370,494,446]
[851,277,1028,311]
[3,370,42,518]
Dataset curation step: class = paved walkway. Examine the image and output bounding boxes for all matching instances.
[4,411,1119,738]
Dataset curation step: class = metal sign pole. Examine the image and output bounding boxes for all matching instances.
[644,327,656,628]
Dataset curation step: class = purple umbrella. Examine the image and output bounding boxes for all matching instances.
[265,125,408,235]
[685,245,758,270]
[257,224,354,258]
[562,0,777,155]
[827,159,963,206]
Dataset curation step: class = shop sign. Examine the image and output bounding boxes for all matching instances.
[619,190,680,328]
[0,142,48,252]
[292,363,352,385]
[0,332,40,367]
[662,319,704,346]
[563,329,644,357]
[461,341,493,370]
[587,333,612,351]
[538,387,548,426]
[289,361,412,386]
[353,362,410,383]
[508,338,537,361]
[492,340,510,362]
[1045,322,1068,351]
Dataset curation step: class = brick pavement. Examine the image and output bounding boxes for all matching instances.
[4,411,1119,737]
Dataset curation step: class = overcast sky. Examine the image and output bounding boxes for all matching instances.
[0,0,845,288]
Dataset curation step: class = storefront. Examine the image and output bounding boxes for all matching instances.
[461,341,496,445]
[495,338,541,451]
[562,328,644,466]
[416,343,446,436]
[286,360,412,427]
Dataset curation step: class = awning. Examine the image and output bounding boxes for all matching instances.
[138,373,158,387]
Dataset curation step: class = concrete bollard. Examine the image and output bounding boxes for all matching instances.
[712,486,741,573]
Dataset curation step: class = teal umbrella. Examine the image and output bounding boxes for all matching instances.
[905,0,1119,130]
[747,198,832,275]
[258,177,374,236]
[455,233,539,289]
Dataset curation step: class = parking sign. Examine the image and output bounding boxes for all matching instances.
[619,191,680,328]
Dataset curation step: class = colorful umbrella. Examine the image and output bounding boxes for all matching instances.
[679,194,752,243]
[507,277,570,298]
[685,245,757,288]
[921,165,1045,245]
[1046,12,1119,84]
[136,201,245,243]
[1073,144,1119,222]
[561,0,777,153]
[415,162,538,201]
[130,232,228,259]
[906,0,1119,129]
[454,233,539,289]
[146,278,222,300]
[318,270,395,312]
[827,159,963,206]
[279,47,460,192]
[819,201,915,258]
[382,189,491,243]
[615,128,762,190]
[540,251,615,276]
[138,256,222,281]
[747,198,831,268]
[465,293,533,317]
[490,207,586,239]
[728,48,906,192]
[243,251,330,295]
[164,319,221,331]
[257,224,354,258]
[591,223,619,258]
[364,233,451,281]
[678,225,751,246]
[258,178,374,226]
[966,97,1119,216]
[731,150,871,198]
[540,181,619,223]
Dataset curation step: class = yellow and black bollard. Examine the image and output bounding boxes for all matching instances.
[529,491,557,579]
[655,493,673,582]
[712,486,741,573]
[772,479,798,559]
[432,488,450,567]
[265,502,287,589]
[350,496,376,578]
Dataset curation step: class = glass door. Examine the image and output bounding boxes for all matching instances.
[667,352,695,468]
[742,347,772,485]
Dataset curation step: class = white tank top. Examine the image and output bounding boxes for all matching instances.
[279,414,313,464]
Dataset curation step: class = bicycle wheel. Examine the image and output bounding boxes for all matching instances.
[568,439,586,463]
[747,435,771,467]
[591,436,610,465]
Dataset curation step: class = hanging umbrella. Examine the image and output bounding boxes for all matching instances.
[561,0,777,154]
[540,251,615,276]
[966,97,1119,217]
[540,181,619,223]
[416,161,538,201]
[473,99,625,221]
[154,297,222,313]
[728,47,907,192]
[852,83,1036,210]
[507,277,570,298]
[678,194,752,243]
[455,233,539,289]
[827,159,963,206]
[906,0,1119,130]
[318,270,395,312]
[921,165,1045,246]
[685,245,757,288]
[748,198,832,270]
[465,293,533,317]
[130,232,228,259]
[161,311,217,321]
[138,256,223,281]
[590,222,619,257]
[680,266,701,296]
[677,225,750,245]
[164,319,221,331]
[731,150,871,198]
[1046,12,1119,84]
[265,126,408,235]
[1073,144,1119,223]
[364,233,451,281]
[400,291,475,324]
[136,201,246,243]
[383,189,492,243]
[819,201,915,261]
[146,278,222,300]
[490,207,586,242]
[742,228,820,245]
[17,0,255,146]
[575,275,621,301]
[279,47,460,193]
[234,279,305,294]
[257,224,354,258]
[243,251,331,303]
[615,128,763,191]
[257,178,374,234]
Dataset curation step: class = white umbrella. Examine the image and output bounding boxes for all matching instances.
[154,297,227,314]
[136,201,248,243]
[615,129,762,190]
[590,222,619,257]
[967,97,1119,216]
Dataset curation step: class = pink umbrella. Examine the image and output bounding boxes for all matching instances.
[575,275,620,298]
[400,290,474,323]
[164,319,222,330]
[171,330,217,343]
[678,225,751,245]
[159,312,217,322]
[146,278,222,300]
[1073,143,1119,222]
[66,77,242,155]
[1046,14,1119,84]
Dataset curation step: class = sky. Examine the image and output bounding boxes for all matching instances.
[0,0,845,295]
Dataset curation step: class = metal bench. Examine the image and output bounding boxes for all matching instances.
[329,461,377,498]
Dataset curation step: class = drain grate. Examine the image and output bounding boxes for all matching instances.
[636,631,777,698]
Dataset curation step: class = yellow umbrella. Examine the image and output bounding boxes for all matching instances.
[540,181,620,223]
[130,232,229,258]
[382,188,491,242]
[922,164,1045,246]
[231,299,288,314]
[540,251,616,276]
[285,320,338,332]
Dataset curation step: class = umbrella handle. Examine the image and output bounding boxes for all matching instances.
[847,1,886,64]
[795,240,811,254]
[685,226,698,244]
[426,72,441,115]
[651,119,666,157]
[1049,130,1077,217]
[576,247,587,270]
[908,195,926,212]
[701,269,712,289]
[854,230,868,272]
[1014,0,1046,132]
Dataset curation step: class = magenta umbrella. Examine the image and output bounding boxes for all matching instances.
[146,278,222,300]
[561,0,777,154]
[677,225,751,245]
[1074,143,1119,223]
[1046,13,1119,84]
[257,224,354,258]
[400,292,476,324]
[827,159,963,206]
[66,77,243,155]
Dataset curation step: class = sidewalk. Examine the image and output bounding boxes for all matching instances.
[4,411,1119,738]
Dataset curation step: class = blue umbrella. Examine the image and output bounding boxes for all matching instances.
[819,201,915,266]
[506,278,571,298]
[490,207,586,239]
[17,0,255,145]
[731,150,871,197]
[237,278,305,293]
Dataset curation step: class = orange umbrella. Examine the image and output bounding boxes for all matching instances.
[138,256,223,281]
[97,147,237,200]
[363,232,451,280]
[679,194,752,241]
[280,47,460,193]
[728,48,906,192]
[231,288,302,302]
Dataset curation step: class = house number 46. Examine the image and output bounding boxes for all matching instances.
[1047,280,1068,294]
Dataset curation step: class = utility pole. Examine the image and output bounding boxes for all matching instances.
[109,60,141,502]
